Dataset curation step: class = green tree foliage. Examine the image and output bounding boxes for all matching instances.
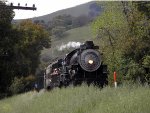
[9,77,25,94]
[9,75,36,94]
[0,1,15,96]
[121,2,150,83]
[48,14,73,37]
[143,55,150,68]
[0,1,14,29]
[33,20,48,29]
[92,1,150,84]
[47,14,91,38]
[0,1,51,97]
[92,2,128,84]
[15,20,51,75]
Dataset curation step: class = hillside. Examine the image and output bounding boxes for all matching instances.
[0,84,150,113]
[12,1,103,63]
[14,1,102,23]
[40,25,95,62]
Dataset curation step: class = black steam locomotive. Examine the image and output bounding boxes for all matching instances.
[44,41,108,89]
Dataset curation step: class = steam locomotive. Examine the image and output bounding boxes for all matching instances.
[44,41,108,89]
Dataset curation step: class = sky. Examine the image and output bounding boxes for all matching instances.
[6,0,93,19]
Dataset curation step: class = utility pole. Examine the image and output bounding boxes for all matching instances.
[1,2,37,11]
[0,2,37,57]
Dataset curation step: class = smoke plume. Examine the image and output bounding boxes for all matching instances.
[58,42,81,51]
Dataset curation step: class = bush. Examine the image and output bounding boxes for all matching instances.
[9,77,25,94]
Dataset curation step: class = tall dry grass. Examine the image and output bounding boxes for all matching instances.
[0,84,150,113]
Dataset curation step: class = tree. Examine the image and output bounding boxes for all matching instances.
[120,1,150,83]
[48,14,73,30]
[9,77,25,94]
[92,1,128,84]
[33,19,48,29]
[4,20,51,96]
[92,1,150,84]
[15,20,51,75]
[0,1,51,97]
[0,1,15,97]
[47,14,73,38]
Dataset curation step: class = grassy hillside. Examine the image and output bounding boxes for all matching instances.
[0,84,150,113]
[14,1,101,23]
[51,25,94,45]
[40,25,95,61]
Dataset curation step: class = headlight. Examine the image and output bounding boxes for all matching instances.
[88,60,94,64]
[79,49,101,72]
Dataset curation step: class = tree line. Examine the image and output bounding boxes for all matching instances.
[92,1,150,84]
[33,2,102,38]
[0,1,50,98]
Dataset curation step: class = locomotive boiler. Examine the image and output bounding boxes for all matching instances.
[44,41,108,89]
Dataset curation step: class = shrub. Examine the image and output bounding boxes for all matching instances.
[9,77,25,94]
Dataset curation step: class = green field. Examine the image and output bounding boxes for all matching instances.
[0,84,150,113]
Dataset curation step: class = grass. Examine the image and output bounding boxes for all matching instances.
[0,84,150,113]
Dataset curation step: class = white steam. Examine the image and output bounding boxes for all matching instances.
[58,42,81,51]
